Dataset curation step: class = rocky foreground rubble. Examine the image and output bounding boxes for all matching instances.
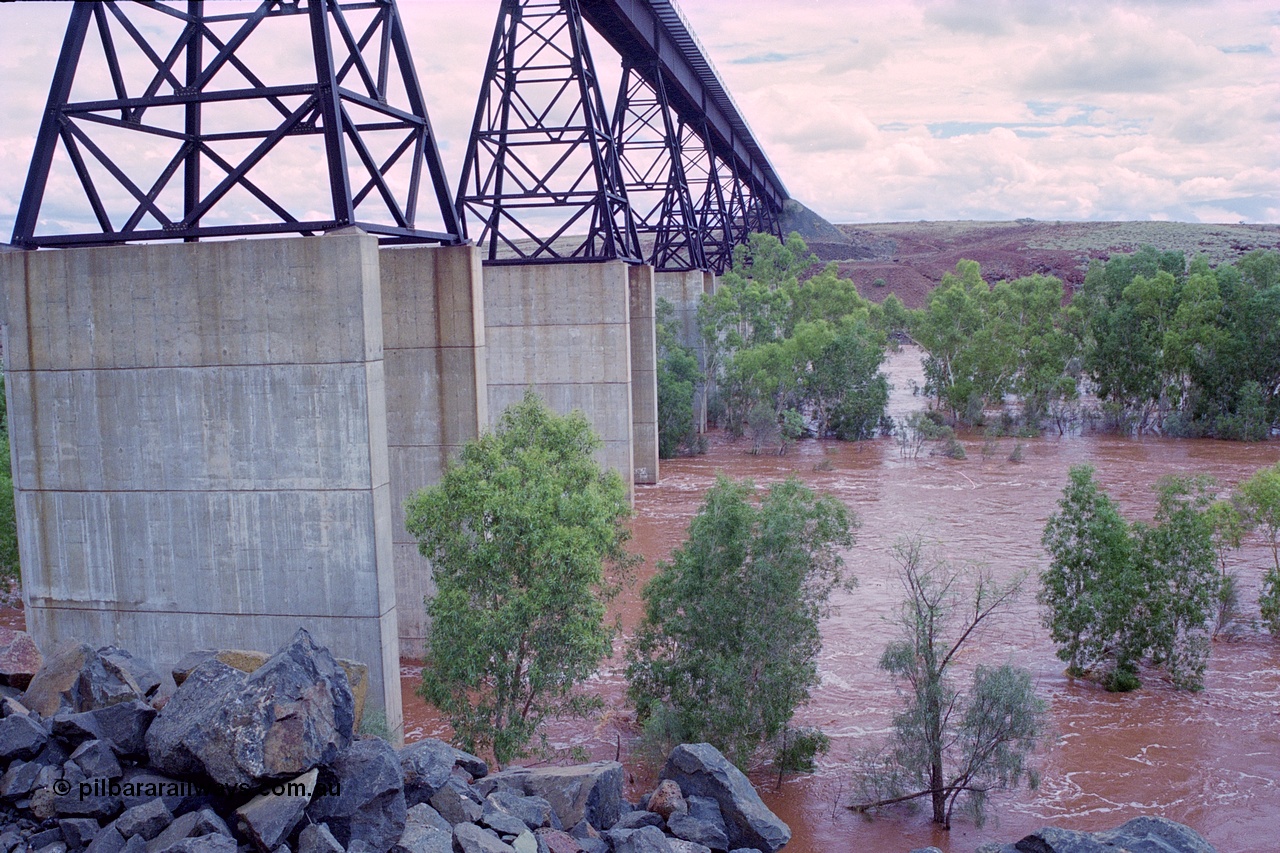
[0,627,1219,853]
[0,628,792,853]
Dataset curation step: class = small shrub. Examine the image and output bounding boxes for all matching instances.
[358,709,390,740]
[872,277,887,288]
[1103,666,1141,693]
[774,726,830,775]
[1008,441,1025,463]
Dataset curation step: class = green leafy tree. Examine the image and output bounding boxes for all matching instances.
[698,233,890,439]
[626,475,855,769]
[912,262,1075,427]
[852,539,1045,829]
[405,391,634,765]
[1038,465,1137,678]
[1132,476,1219,690]
[1040,467,1223,690]
[1206,497,1248,636]
[1238,460,1280,633]
[1068,247,1280,437]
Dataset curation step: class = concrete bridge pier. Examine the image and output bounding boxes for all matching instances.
[381,244,488,656]
[1,230,405,742]
[654,269,716,432]
[0,234,663,716]
[481,261,659,497]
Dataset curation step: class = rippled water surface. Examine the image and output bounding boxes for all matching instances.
[403,347,1280,852]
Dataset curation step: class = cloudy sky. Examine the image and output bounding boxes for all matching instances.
[1,0,1277,237]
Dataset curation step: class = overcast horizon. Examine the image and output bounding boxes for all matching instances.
[1,0,1277,240]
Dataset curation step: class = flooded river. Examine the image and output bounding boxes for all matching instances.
[2,350,1271,849]
[403,346,1280,852]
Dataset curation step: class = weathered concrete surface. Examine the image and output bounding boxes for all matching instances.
[0,231,402,743]
[380,244,487,652]
[482,262,636,501]
[628,266,658,486]
[653,271,714,432]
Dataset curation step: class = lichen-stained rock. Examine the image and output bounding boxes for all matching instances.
[483,790,558,831]
[0,628,43,690]
[20,643,94,717]
[667,812,728,852]
[306,737,406,853]
[89,701,158,760]
[476,762,622,831]
[146,630,353,790]
[297,824,344,853]
[645,780,686,821]
[606,826,674,853]
[18,643,160,719]
[114,797,174,841]
[70,739,124,780]
[660,745,789,853]
[173,650,369,733]
[1095,816,1216,853]
[76,647,162,710]
[1011,816,1218,853]
[146,808,233,853]
[533,830,583,853]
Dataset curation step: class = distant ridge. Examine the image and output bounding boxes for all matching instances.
[800,220,1280,309]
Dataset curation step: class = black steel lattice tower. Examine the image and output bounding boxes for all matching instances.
[11,0,462,249]
[613,61,705,272]
[456,0,641,264]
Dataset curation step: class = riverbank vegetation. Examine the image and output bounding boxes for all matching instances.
[692,233,893,451]
[0,377,17,584]
[911,246,1280,438]
[668,232,1280,449]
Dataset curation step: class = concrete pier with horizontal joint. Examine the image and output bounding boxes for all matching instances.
[655,269,716,431]
[1,234,663,697]
[629,266,659,486]
[482,262,640,499]
[0,230,404,742]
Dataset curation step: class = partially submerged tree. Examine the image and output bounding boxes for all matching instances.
[1132,475,1219,689]
[851,539,1045,829]
[1038,465,1140,680]
[405,391,634,765]
[626,475,855,769]
[1039,467,1222,691]
[1238,460,1280,634]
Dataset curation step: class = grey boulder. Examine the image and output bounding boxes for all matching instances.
[146,629,353,790]
[306,737,406,853]
[660,745,789,853]
[477,762,622,831]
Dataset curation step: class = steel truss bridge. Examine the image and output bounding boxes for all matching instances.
[11,0,788,274]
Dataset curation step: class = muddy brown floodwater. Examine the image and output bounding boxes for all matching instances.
[6,347,1272,852]
[402,346,1280,853]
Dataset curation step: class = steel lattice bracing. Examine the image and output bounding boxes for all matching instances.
[12,0,462,249]
[613,62,705,272]
[579,0,787,248]
[456,0,641,264]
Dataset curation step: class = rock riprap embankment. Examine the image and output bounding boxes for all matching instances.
[0,628,796,853]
